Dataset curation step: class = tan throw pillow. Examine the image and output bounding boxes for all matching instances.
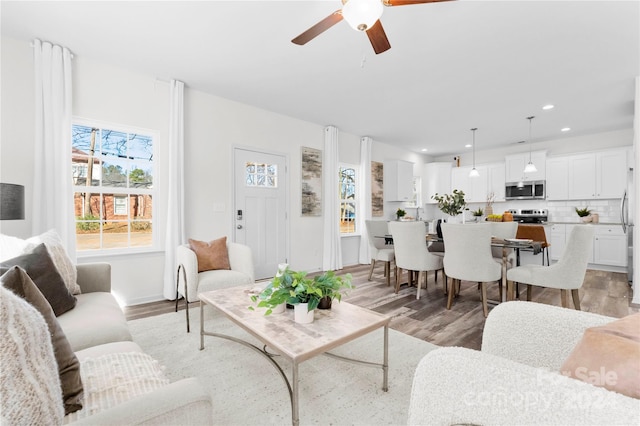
[189,237,231,272]
[560,313,640,399]
[1,266,84,414]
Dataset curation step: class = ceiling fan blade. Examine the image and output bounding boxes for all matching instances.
[291,10,343,45]
[384,0,454,6]
[366,20,391,54]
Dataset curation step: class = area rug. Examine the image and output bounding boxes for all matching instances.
[128,306,438,425]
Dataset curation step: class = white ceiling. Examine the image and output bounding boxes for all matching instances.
[2,1,638,156]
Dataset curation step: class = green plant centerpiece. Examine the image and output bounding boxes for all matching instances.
[432,189,467,217]
[472,207,484,217]
[396,208,406,220]
[250,267,353,315]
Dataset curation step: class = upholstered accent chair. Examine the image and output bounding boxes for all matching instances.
[388,221,444,300]
[507,225,594,309]
[175,242,254,331]
[364,220,395,286]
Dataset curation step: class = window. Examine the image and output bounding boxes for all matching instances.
[339,165,357,234]
[411,176,422,208]
[72,122,156,252]
[246,162,278,187]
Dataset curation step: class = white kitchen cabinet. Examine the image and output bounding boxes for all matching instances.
[505,151,546,183]
[596,149,628,199]
[451,166,470,201]
[567,148,628,200]
[568,154,595,199]
[451,165,488,203]
[384,159,414,202]
[593,225,627,267]
[487,162,506,202]
[550,224,625,267]
[424,162,452,204]
[546,156,569,200]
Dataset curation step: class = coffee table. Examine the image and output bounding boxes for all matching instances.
[199,286,391,426]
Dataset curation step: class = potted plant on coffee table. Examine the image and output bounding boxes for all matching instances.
[250,267,353,322]
[314,270,353,309]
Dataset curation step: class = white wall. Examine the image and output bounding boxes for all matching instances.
[0,36,421,304]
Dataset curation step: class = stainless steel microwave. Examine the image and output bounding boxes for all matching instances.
[505,180,546,200]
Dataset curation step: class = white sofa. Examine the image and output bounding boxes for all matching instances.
[0,259,213,425]
[408,302,640,425]
[63,262,213,424]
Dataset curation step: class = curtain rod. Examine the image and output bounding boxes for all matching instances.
[30,39,75,59]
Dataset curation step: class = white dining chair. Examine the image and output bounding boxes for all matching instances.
[364,220,395,286]
[490,221,518,266]
[507,225,595,309]
[441,223,501,317]
[388,221,444,300]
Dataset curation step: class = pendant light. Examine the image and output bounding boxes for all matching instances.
[523,116,538,174]
[469,127,479,177]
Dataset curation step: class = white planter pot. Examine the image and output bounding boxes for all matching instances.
[294,303,315,324]
[271,303,285,314]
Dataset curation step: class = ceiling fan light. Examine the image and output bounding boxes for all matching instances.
[469,167,480,178]
[342,0,383,32]
[524,161,538,173]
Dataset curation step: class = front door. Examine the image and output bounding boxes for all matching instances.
[234,148,288,279]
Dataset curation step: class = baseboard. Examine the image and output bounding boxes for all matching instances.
[124,294,167,307]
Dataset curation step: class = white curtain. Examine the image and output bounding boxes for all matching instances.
[322,125,343,271]
[358,137,372,264]
[33,39,75,258]
[163,80,185,299]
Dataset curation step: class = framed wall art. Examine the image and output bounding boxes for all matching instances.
[371,161,384,217]
[301,147,322,216]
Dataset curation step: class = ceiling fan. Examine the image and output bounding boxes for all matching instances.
[292,0,454,55]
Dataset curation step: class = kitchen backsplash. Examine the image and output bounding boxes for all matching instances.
[426,198,623,224]
[543,199,621,223]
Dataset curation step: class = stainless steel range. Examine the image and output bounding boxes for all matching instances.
[508,209,548,223]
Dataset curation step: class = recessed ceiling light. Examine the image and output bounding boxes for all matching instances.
[542,104,554,110]
[421,148,428,152]
[561,127,571,132]
[464,144,472,148]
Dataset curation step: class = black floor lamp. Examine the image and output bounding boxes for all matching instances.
[0,183,25,220]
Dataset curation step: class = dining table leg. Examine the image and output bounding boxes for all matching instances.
[502,246,511,301]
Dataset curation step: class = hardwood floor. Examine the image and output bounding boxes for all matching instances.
[124,263,637,351]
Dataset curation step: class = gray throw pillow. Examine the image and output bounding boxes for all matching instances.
[0,243,76,316]
[0,266,83,414]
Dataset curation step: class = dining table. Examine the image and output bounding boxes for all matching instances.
[378,233,541,302]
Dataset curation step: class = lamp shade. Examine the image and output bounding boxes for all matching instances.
[0,183,25,220]
[524,161,538,174]
[342,0,383,31]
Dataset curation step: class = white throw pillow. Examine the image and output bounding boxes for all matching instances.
[0,230,81,295]
[63,352,169,423]
[0,285,65,424]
